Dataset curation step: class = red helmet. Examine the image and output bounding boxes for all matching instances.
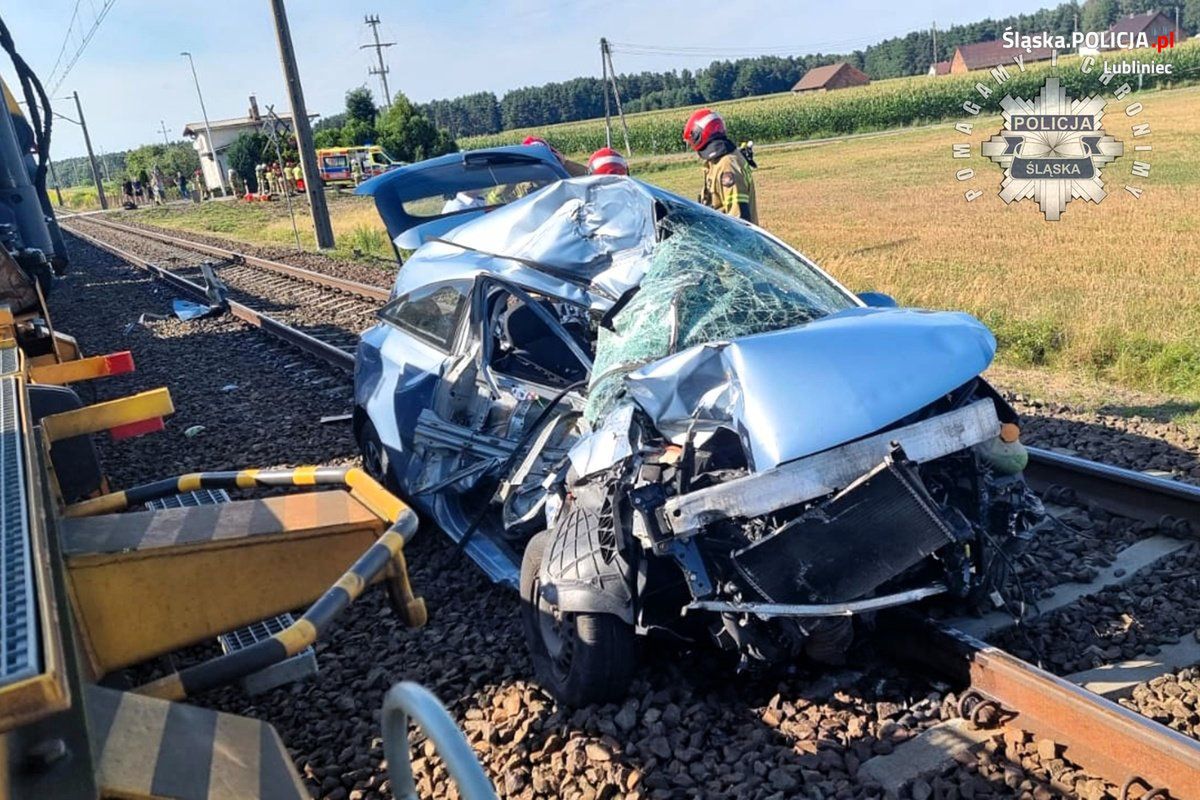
[682,108,726,152]
[523,135,565,163]
[587,147,628,175]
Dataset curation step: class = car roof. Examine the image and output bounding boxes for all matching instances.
[355,145,567,199]
[389,176,674,310]
[355,145,571,239]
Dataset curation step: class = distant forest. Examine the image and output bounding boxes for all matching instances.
[52,0,1199,184]
[416,0,1198,137]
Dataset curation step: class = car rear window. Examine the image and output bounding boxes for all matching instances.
[398,161,564,219]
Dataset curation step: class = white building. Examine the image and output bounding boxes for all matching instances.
[181,96,306,194]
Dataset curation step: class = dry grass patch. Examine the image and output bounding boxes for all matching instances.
[641,86,1200,397]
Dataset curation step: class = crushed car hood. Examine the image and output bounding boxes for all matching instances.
[624,307,997,471]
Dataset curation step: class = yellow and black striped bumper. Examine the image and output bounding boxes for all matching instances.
[64,466,424,696]
[87,684,308,799]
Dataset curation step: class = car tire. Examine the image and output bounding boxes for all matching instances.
[520,531,635,707]
[357,418,391,487]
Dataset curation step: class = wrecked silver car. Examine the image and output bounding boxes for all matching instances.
[355,168,1047,706]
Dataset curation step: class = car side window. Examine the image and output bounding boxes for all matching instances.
[379,281,470,350]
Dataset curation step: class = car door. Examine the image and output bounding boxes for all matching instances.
[408,275,592,560]
[356,278,473,492]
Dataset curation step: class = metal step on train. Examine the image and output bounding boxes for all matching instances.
[0,300,497,799]
[144,491,320,697]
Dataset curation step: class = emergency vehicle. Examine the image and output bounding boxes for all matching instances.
[317,145,401,184]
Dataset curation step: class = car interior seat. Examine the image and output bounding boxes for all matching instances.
[495,300,588,386]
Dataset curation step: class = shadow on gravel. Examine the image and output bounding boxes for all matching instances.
[1097,400,1200,425]
[1020,411,1200,483]
[49,236,358,489]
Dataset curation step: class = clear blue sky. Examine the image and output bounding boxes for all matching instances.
[5,0,1056,160]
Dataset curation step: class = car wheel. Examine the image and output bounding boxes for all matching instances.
[520,531,635,707]
[357,418,390,486]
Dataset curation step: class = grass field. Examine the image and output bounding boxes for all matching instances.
[639,85,1200,399]
[131,193,394,263]
[115,82,1200,404]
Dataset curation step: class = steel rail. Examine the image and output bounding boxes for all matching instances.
[886,615,1200,799]
[67,215,391,302]
[64,223,356,373]
[1027,446,1200,535]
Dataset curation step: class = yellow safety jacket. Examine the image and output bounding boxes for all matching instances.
[701,149,757,225]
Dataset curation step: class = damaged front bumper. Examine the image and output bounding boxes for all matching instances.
[632,399,1006,621]
[685,583,948,619]
[660,398,1001,537]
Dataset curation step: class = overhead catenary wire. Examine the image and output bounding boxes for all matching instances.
[45,0,85,86]
[46,0,119,96]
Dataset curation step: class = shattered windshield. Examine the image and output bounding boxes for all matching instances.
[585,199,857,422]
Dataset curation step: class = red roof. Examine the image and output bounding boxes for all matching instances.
[1109,11,1175,34]
[954,39,1053,70]
[791,62,869,91]
[930,60,951,75]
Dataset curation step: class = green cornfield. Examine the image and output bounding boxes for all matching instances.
[462,41,1200,156]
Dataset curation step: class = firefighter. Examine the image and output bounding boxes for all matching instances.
[523,136,588,177]
[227,166,243,197]
[587,147,628,175]
[682,108,757,224]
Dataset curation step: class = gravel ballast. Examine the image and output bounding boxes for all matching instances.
[47,229,1200,798]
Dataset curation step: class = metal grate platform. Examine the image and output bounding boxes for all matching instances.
[1,375,38,688]
[0,344,17,376]
[145,490,318,694]
[218,613,317,695]
[144,488,232,509]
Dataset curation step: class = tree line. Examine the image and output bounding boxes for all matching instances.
[419,0,1200,138]
[52,142,200,189]
[50,0,1198,186]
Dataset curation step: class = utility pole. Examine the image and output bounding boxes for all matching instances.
[269,0,335,249]
[47,158,64,207]
[600,38,612,148]
[361,15,395,108]
[600,39,632,156]
[158,120,171,145]
[73,91,107,210]
[181,52,227,196]
[931,21,938,65]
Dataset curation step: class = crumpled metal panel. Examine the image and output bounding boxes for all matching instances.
[567,402,637,478]
[446,176,657,274]
[624,307,997,471]
[391,177,657,310]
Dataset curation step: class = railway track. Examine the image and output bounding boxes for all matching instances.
[61,215,388,373]
[58,214,1200,798]
[876,450,1200,797]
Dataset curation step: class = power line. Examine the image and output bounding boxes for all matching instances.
[48,0,119,96]
[46,0,84,84]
